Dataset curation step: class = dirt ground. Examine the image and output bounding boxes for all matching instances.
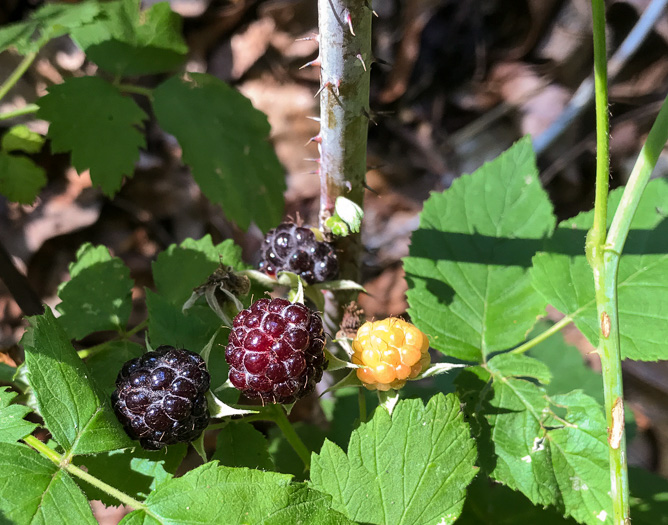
[1,0,668,522]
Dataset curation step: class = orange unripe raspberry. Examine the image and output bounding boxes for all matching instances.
[352,318,430,391]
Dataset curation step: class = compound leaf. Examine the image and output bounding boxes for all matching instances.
[0,442,96,524]
[21,308,132,455]
[71,0,187,76]
[456,353,611,525]
[0,387,37,443]
[85,340,144,396]
[74,444,187,507]
[153,74,285,232]
[310,393,478,525]
[405,137,555,362]
[531,178,668,361]
[152,236,245,305]
[145,293,230,393]
[56,243,134,340]
[37,76,147,196]
[0,151,47,204]
[0,0,101,54]
[458,475,578,524]
[212,422,274,471]
[1,125,45,154]
[120,462,352,524]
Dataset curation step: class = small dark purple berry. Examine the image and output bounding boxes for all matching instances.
[111,346,210,450]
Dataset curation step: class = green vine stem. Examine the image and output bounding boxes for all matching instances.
[0,103,39,121]
[23,435,150,513]
[0,52,38,104]
[589,1,625,522]
[268,404,312,470]
[316,0,372,283]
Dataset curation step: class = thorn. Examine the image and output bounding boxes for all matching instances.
[314,81,331,97]
[364,0,379,17]
[299,57,321,70]
[361,108,377,125]
[296,33,319,42]
[356,54,367,72]
[363,181,380,195]
[344,181,352,192]
[344,10,355,36]
[305,135,322,146]
[306,116,321,122]
[373,56,391,67]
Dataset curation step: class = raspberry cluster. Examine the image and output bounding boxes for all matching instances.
[112,346,210,450]
[225,298,327,404]
[352,318,430,391]
[258,222,338,284]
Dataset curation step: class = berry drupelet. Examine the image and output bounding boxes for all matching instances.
[112,346,210,450]
[225,298,327,404]
[258,222,338,284]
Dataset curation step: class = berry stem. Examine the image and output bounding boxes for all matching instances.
[358,388,367,423]
[23,435,151,514]
[268,404,311,470]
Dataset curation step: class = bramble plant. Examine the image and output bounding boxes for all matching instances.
[0,1,668,525]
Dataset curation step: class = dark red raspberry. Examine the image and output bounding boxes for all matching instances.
[112,346,210,450]
[258,222,338,284]
[225,298,327,404]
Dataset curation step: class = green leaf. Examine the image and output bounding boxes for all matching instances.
[85,340,144,396]
[629,467,668,525]
[71,0,188,76]
[526,322,636,440]
[153,74,285,232]
[456,353,611,525]
[458,475,578,524]
[212,422,274,470]
[531,178,668,361]
[21,308,132,455]
[56,243,134,340]
[121,462,353,524]
[404,137,556,362]
[310,393,478,525]
[0,0,101,55]
[268,422,326,480]
[37,76,147,196]
[0,442,96,525]
[75,444,187,506]
[0,151,47,204]
[0,387,37,443]
[1,125,45,154]
[152,236,245,305]
[146,293,230,392]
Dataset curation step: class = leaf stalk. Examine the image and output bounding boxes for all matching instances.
[509,315,574,355]
[0,52,38,104]
[23,435,150,513]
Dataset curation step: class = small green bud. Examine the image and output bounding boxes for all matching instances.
[334,196,363,234]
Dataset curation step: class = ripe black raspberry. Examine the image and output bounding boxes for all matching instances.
[225,298,327,404]
[111,346,210,450]
[258,222,338,284]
